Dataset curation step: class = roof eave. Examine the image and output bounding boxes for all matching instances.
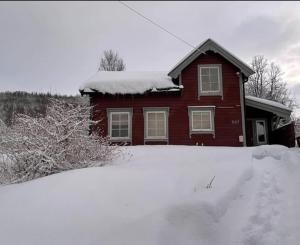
[79,86,183,96]
[245,98,292,118]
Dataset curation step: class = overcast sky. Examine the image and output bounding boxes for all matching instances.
[0,1,300,113]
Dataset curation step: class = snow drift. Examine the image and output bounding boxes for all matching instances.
[0,145,299,245]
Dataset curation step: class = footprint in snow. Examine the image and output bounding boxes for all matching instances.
[241,170,282,245]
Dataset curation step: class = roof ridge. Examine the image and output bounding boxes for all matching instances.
[168,38,254,78]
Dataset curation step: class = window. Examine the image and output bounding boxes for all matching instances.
[144,108,169,140]
[198,65,222,96]
[192,111,212,131]
[188,106,215,135]
[256,120,267,144]
[107,109,132,140]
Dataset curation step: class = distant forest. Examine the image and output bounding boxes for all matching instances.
[0,91,83,125]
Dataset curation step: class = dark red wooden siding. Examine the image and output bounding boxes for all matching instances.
[90,51,243,146]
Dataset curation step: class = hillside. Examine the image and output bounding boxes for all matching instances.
[0,91,81,125]
[0,145,299,245]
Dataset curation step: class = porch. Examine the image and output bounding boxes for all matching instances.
[245,96,294,147]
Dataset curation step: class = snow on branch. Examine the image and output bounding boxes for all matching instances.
[0,98,120,184]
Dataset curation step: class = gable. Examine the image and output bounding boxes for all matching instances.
[168,38,254,79]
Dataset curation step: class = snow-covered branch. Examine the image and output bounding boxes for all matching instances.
[0,98,119,184]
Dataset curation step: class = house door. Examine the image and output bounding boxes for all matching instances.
[255,120,267,145]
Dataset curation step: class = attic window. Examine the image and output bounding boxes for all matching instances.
[198,64,223,97]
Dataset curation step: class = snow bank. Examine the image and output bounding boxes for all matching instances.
[80,71,180,94]
[0,145,299,245]
[0,146,253,245]
[252,145,288,160]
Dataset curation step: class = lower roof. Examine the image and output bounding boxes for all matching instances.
[245,95,292,118]
[79,71,182,95]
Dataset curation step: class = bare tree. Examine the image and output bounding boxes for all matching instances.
[246,55,297,110]
[99,49,125,71]
[246,55,268,98]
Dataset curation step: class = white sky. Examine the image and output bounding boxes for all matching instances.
[0,1,299,114]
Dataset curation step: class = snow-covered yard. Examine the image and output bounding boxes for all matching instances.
[0,145,299,245]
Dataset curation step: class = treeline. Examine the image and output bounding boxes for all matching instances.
[0,91,81,125]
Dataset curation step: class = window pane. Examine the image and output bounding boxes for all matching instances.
[112,124,119,130]
[148,113,156,120]
[120,129,129,137]
[156,113,165,121]
[111,129,120,137]
[201,75,210,83]
[257,122,265,134]
[111,114,119,121]
[148,119,156,129]
[201,112,210,121]
[120,124,128,130]
[192,111,212,130]
[193,120,202,129]
[157,128,165,137]
[157,120,165,129]
[210,68,218,76]
[200,67,220,92]
[148,128,156,137]
[201,68,209,75]
[210,74,219,84]
[257,121,266,142]
[120,119,128,126]
[147,111,166,138]
[201,78,210,91]
[110,112,129,138]
[120,113,128,121]
[201,120,211,129]
[210,82,219,91]
[193,113,201,121]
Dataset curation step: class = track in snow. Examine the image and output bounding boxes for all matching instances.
[241,168,283,245]
[216,147,299,245]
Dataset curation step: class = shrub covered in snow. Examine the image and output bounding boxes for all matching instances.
[0,98,119,184]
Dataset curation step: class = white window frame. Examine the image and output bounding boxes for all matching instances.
[198,64,223,97]
[188,106,215,136]
[144,108,169,140]
[191,110,213,132]
[107,109,132,141]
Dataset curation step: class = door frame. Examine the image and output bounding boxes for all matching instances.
[246,118,269,146]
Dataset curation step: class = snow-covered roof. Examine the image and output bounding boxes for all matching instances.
[168,38,255,78]
[245,95,292,118]
[245,96,292,111]
[80,71,181,95]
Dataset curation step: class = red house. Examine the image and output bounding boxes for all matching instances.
[80,39,293,146]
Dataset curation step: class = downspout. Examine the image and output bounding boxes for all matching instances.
[239,73,247,146]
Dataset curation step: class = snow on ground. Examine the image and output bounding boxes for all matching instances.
[0,145,299,245]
